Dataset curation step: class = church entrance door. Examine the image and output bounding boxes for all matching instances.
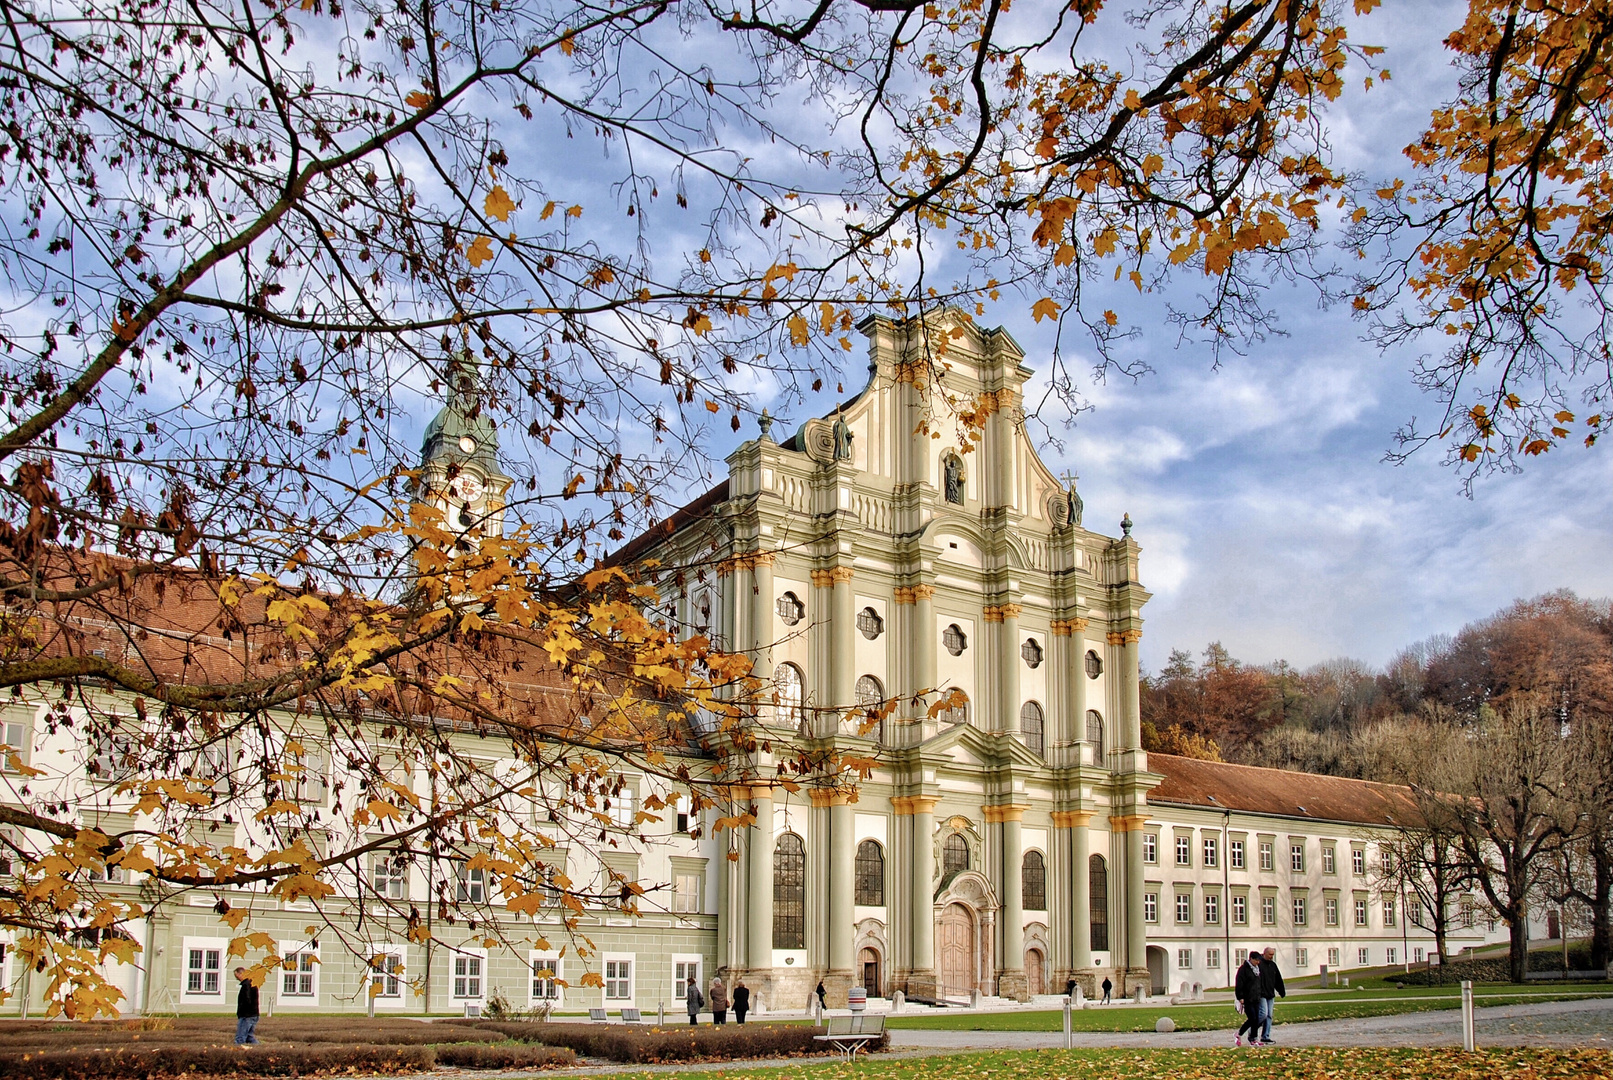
[860,947,881,995]
[1025,947,1044,996]
[938,903,974,998]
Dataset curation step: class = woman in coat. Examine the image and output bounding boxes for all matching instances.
[709,977,729,1024]
[731,978,751,1024]
[685,978,705,1025]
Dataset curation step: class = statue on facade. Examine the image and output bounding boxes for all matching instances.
[832,411,853,461]
[943,455,964,504]
[1061,472,1083,528]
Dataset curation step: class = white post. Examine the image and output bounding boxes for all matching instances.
[1461,979,1475,1051]
[1063,998,1072,1049]
[659,1002,666,1026]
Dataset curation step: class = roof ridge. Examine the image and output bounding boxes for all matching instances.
[1147,751,1411,795]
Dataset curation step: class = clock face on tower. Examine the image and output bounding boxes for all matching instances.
[453,475,485,504]
[458,435,477,454]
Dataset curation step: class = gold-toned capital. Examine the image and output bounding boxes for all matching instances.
[1108,813,1149,833]
[1105,631,1126,646]
[912,584,936,601]
[893,586,915,605]
[1121,629,1142,644]
[830,565,854,584]
[982,606,1004,624]
[1051,810,1093,829]
[809,788,844,808]
[981,804,1029,823]
[999,603,1023,621]
[810,569,835,588]
[752,552,776,568]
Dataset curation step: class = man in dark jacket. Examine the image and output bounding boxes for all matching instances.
[1259,947,1287,1044]
[234,967,260,1045]
[1233,952,1262,1047]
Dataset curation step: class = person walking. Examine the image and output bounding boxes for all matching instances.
[1233,951,1263,1047]
[233,967,260,1046]
[685,977,705,1025]
[815,980,827,1013]
[1064,977,1077,998]
[732,978,750,1024]
[1259,947,1286,1044]
[1100,976,1112,1004]
[709,976,728,1024]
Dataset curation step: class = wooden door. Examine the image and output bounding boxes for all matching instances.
[1025,948,1044,996]
[860,947,880,995]
[938,904,974,997]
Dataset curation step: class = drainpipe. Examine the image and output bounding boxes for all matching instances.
[1222,807,1231,990]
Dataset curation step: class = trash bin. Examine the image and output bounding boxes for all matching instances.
[848,986,867,1013]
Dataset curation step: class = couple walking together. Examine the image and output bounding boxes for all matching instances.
[1233,947,1286,1047]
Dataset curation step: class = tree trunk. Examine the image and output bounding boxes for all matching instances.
[1508,915,1529,983]
[1593,853,1611,971]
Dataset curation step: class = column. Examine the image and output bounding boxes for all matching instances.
[1070,813,1093,972]
[913,585,936,719]
[1122,815,1148,983]
[1119,629,1142,750]
[1068,618,1089,755]
[750,553,774,685]
[746,787,774,973]
[831,566,855,724]
[997,603,1022,735]
[995,806,1028,1000]
[827,795,855,1001]
[906,795,938,998]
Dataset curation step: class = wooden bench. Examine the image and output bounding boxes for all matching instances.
[589,1007,610,1022]
[813,1014,885,1062]
[620,1007,644,1023]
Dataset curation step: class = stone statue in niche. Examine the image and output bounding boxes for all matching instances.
[944,456,964,504]
[832,411,853,461]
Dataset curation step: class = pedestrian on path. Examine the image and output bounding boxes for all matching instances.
[1233,951,1263,1047]
[1064,977,1077,998]
[1260,947,1286,1044]
[1100,976,1112,1005]
[732,978,750,1024]
[709,977,729,1024]
[233,967,260,1046]
[686,979,705,1025]
[815,980,827,1012]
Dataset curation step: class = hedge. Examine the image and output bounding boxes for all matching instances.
[0,1043,436,1080]
[431,1042,576,1068]
[457,1020,881,1063]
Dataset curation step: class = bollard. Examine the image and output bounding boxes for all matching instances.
[1063,998,1072,1049]
[1461,979,1475,1051]
[659,1002,666,1026]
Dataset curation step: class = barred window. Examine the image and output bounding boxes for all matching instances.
[1020,701,1045,757]
[775,663,805,726]
[855,840,885,906]
[1020,638,1043,668]
[1085,650,1103,679]
[1089,855,1109,951]
[1022,850,1046,911]
[938,691,970,726]
[942,624,968,656]
[942,833,969,875]
[776,591,804,626]
[856,607,884,640]
[1086,710,1105,756]
[855,675,885,740]
[773,833,806,949]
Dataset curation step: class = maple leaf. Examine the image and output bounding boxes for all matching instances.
[1031,297,1061,322]
[466,236,494,267]
[483,185,516,222]
[787,314,810,345]
[404,90,433,110]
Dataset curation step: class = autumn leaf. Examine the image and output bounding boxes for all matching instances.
[1031,297,1061,322]
[404,90,433,110]
[483,185,516,222]
[787,314,810,345]
[466,236,494,267]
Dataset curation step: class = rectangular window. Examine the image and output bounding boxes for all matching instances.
[1382,849,1395,873]
[1383,898,1396,927]
[1323,846,1336,874]
[674,795,692,834]
[1358,947,1370,965]
[1296,947,1309,968]
[372,852,407,901]
[1325,897,1339,926]
[187,946,222,996]
[283,944,318,998]
[1352,848,1365,875]
[1203,837,1218,868]
[452,954,483,999]
[1143,834,1157,864]
[1206,947,1221,970]
[1414,947,1425,963]
[1261,895,1276,925]
[604,959,633,1000]
[1355,899,1369,927]
[1292,895,1307,925]
[291,746,328,805]
[610,788,638,829]
[673,872,701,913]
[1176,893,1192,924]
[1410,898,1424,926]
[1232,895,1247,925]
[1176,948,1192,970]
[1204,893,1220,924]
[1259,842,1274,871]
[1,719,28,771]
[1230,840,1245,869]
[369,950,404,999]
[1176,836,1191,866]
[1143,892,1158,923]
[1291,843,1305,872]
[531,956,561,1001]
[456,866,486,905]
[1386,946,1398,965]
[673,959,700,1002]
[1328,947,1340,967]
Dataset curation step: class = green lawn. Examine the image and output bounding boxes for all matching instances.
[581,1046,1610,1080]
[883,987,1613,1032]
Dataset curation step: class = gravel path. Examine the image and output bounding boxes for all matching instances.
[885,995,1613,1051]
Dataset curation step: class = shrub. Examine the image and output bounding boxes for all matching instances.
[0,1043,434,1080]
[458,1020,878,1063]
[432,1042,575,1068]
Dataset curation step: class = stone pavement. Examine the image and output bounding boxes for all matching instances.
[885,995,1613,1051]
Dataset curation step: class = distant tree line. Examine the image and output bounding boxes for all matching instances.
[1141,591,1613,981]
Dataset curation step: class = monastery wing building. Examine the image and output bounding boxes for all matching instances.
[620,312,1506,1007]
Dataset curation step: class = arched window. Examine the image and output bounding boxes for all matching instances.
[855,840,885,905]
[1020,701,1045,757]
[1020,638,1043,668]
[1022,850,1047,910]
[777,591,804,626]
[1085,649,1103,679]
[775,663,805,727]
[939,691,970,726]
[942,624,968,656]
[855,675,885,741]
[773,833,806,949]
[942,833,969,875]
[1086,710,1105,757]
[1089,854,1109,951]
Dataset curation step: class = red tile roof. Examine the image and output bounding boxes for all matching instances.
[1147,753,1418,827]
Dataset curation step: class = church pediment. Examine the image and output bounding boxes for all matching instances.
[917,719,1045,771]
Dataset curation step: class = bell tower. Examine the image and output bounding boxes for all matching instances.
[417,357,513,543]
